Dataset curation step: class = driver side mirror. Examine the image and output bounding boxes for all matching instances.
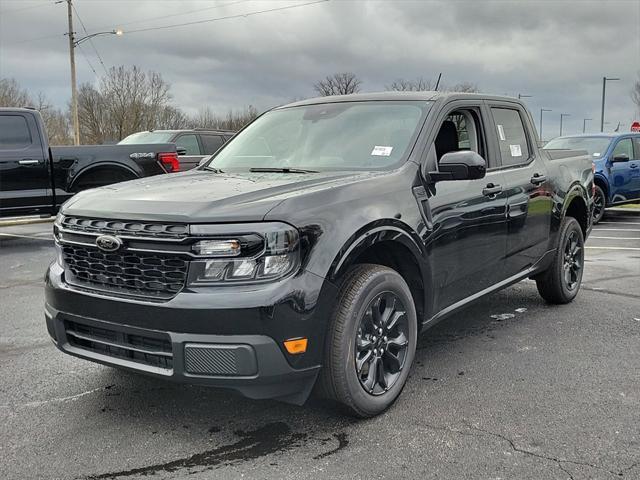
[428,151,486,182]
[612,153,629,163]
[176,147,187,156]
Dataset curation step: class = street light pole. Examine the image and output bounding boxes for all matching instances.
[66,0,79,145]
[600,76,620,132]
[518,94,532,100]
[540,108,552,142]
[583,118,592,133]
[560,113,571,136]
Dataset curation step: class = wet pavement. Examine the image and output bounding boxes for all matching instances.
[1,210,639,479]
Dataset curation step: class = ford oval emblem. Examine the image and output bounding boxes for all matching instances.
[96,235,122,252]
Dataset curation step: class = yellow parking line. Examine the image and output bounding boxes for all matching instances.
[589,236,640,240]
[0,232,53,241]
[585,246,640,251]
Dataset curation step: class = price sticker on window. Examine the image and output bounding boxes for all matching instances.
[371,146,393,156]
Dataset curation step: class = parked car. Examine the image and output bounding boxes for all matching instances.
[119,128,235,171]
[0,108,179,218]
[45,92,593,417]
[544,133,640,223]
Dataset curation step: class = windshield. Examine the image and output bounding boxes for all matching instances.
[544,136,612,158]
[118,131,175,144]
[204,101,431,172]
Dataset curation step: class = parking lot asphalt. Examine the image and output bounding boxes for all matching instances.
[1,210,639,480]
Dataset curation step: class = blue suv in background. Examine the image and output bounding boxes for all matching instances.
[545,133,640,223]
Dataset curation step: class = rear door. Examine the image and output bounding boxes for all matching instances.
[0,112,51,216]
[174,133,203,170]
[611,136,640,201]
[631,136,640,200]
[487,103,553,276]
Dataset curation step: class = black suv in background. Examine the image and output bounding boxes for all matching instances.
[46,92,593,417]
[119,128,235,170]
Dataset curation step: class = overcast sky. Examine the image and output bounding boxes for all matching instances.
[1,0,639,139]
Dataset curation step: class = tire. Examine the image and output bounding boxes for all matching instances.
[536,216,585,304]
[592,184,606,224]
[318,264,417,418]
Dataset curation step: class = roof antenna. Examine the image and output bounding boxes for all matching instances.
[434,73,442,91]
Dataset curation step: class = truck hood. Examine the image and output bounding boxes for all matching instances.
[62,169,377,223]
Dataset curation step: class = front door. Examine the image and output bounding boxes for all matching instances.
[0,112,50,216]
[609,137,638,203]
[420,104,509,311]
[488,105,553,275]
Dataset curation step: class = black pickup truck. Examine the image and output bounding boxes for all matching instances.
[45,92,593,417]
[0,108,179,218]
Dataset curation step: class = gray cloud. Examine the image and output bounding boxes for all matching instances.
[1,0,639,138]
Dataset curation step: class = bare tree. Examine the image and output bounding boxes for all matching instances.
[188,105,259,131]
[385,77,433,91]
[0,78,31,106]
[314,72,362,96]
[0,78,72,144]
[78,66,182,143]
[445,82,479,93]
[632,72,640,116]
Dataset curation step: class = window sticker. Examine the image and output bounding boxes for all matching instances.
[593,153,601,157]
[371,145,393,156]
[497,124,506,141]
[509,144,522,157]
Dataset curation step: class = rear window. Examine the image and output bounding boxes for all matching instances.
[118,131,175,144]
[491,108,530,166]
[0,115,31,148]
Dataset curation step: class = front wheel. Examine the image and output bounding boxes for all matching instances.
[536,216,585,304]
[318,264,417,418]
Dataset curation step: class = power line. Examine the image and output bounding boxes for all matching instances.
[76,44,98,77]
[72,2,109,75]
[89,0,250,32]
[124,0,330,34]
[0,0,56,15]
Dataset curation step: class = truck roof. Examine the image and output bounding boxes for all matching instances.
[280,91,524,108]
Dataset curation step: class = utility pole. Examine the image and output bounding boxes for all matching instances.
[600,76,620,132]
[66,0,80,145]
[560,113,570,136]
[539,108,551,142]
[583,118,592,133]
[518,93,532,100]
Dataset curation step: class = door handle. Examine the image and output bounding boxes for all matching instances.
[482,183,503,196]
[18,159,40,165]
[630,164,638,169]
[530,173,547,185]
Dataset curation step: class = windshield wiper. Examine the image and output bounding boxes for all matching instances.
[249,167,318,174]
[203,166,224,173]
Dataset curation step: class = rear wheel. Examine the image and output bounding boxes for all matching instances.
[592,184,606,224]
[536,216,584,304]
[318,264,417,418]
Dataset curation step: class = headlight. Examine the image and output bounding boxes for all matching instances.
[188,223,300,285]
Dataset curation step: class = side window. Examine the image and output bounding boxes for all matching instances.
[612,138,633,159]
[632,137,640,160]
[434,108,484,161]
[175,134,201,155]
[201,135,225,154]
[491,108,530,167]
[0,115,32,148]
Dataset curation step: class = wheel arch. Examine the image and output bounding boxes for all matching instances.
[327,222,429,325]
[70,162,139,192]
[562,186,590,237]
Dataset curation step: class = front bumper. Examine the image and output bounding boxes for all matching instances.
[45,262,336,405]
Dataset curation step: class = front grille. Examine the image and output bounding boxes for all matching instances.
[61,216,188,239]
[62,244,188,299]
[64,320,173,370]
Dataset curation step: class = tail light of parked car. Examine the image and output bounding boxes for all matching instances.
[158,152,180,173]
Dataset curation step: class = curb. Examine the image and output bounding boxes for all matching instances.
[0,216,54,227]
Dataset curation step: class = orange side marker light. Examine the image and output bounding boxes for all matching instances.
[284,338,308,354]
